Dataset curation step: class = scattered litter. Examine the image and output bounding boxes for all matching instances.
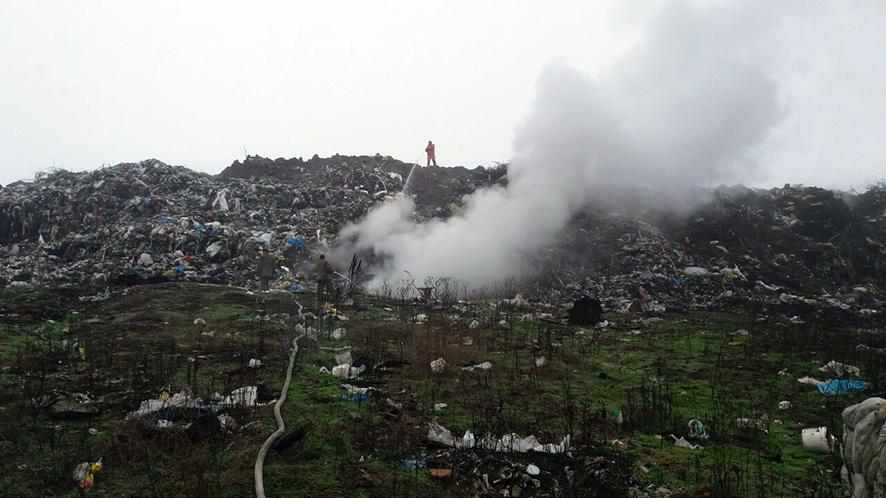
[688,419,708,440]
[218,414,238,432]
[461,361,492,372]
[73,458,103,492]
[220,386,258,407]
[213,189,229,212]
[206,240,224,258]
[857,344,886,355]
[127,390,203,419]
[427,422,570,454]
[778,400,792,410]
[797,376,824,386]
[526,464,541,476]
[819,360,861,377]
[341,384,374,402]
[682,266,710,277]
[736,417,768,432]
[156,419,175,429]
[671,435,702,450]
[430,357,447,374]
[610,439,627,449]
[248,358,263,368]
[332,364,350,379]
[801,426,833,453]
[331,364,365,380]
[79,290,111,303]
[434,403,448,412]
[400,457,426,470]
[816,378,866,396]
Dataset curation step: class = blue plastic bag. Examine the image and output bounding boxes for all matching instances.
[817,379,865,396]
[287,236,305,250]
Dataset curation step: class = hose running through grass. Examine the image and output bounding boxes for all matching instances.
[254,334,303,498]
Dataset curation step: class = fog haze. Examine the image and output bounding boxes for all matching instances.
[1,1,885,189]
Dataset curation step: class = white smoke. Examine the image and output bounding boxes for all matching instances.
[337,1,787,287]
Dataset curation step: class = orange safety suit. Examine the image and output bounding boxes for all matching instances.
[425,142,437,167]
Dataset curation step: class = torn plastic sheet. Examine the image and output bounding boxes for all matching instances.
[220,386,258,407]
[427,422,571,454]
[128,385,259,419]
[331,363,366,379]
[817,379,866,396]
[341,384,377,402]
[461,361,493,372]
[127,391,205,419]
[819,360,861,378]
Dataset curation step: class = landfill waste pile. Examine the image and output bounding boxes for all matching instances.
[0,156,507,293]
[2,156,885,318]
[416,445,639,498]
[3,155,886,497]
[0,156,407,290]
[536,183,886,326]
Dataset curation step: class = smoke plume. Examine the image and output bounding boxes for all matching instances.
[336,1,786,287]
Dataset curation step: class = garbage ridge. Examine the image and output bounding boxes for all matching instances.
[2,156,886,323]
[0,156,419,289]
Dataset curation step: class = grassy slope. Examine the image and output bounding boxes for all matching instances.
[0,284,868,497]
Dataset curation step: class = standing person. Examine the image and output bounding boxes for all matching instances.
[425,140,437,167]
[257,247,276,291]
[283,234,305,273]
[314,254,334,306]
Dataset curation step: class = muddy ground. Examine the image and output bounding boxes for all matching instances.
[0,283,880,497]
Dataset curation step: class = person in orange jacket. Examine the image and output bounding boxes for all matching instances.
[425,140,437,167]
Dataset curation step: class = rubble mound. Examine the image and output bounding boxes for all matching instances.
[539,184,886,320]
[0,157,420,288]
[402,164,504,218]
[2,156,886,319]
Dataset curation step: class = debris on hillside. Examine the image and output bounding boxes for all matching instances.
[2,157,886,324]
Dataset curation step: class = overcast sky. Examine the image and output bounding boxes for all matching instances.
[1,1,884,189]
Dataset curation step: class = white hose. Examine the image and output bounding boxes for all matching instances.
[254,334,303,498]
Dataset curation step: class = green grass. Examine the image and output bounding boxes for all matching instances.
[0,323,33,361]
[198,303,253,322]
[0,284,867,497]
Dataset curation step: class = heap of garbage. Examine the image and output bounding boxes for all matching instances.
[2,155,886,322]
[0,156,421,289]
[541,184,886,322]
